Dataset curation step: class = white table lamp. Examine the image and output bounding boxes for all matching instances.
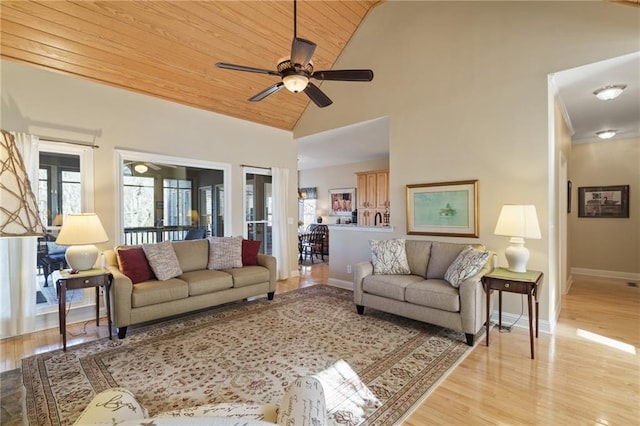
[56,213,109,271]
[494,205,541,273]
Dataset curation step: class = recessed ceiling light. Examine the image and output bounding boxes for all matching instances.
[593,84,626,101]
[596,130,617,140]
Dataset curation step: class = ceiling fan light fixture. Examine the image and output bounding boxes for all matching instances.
[593,84,626,101]
[134,164,148,174]
[596,129,617,140]
[282,74,309,93]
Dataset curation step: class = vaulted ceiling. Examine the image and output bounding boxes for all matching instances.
[1,1,381,131]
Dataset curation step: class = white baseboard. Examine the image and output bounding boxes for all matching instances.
[571,267,640,282]
[327,278,353,290]
[489,311,552,335]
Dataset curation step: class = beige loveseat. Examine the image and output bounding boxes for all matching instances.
[104,239,276,339]
[353,240,492,346]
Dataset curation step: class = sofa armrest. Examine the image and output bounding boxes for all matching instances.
[256,254,277,293]
[353,261,374,305]
[104,249,133,329]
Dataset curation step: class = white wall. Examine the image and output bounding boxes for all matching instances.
[1,59,300,275]
[295,1,640,325]
[570,138,640,279]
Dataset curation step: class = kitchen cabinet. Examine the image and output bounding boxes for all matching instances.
[356,169,389,226]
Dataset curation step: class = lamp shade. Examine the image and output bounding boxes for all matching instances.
[56,213,108,271]
[494,205,541,239]
[0,130,46,237]
[56,213,108,246]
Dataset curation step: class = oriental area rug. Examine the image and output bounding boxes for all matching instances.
[21,285,475,425]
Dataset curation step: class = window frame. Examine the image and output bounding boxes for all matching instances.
[115,150,231,245]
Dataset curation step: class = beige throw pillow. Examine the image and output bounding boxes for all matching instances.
[370,238,411,275]
[444,245,489,287]
[142,240,183,281]
[207,236,243,270]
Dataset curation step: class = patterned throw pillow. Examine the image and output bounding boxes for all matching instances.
[444,245,489,288]
[142,240,183,281]
[207,236,243,270]
[117,247,155,284]
[370,238,411,275]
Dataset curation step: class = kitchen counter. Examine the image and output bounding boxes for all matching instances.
[327,224,395,232]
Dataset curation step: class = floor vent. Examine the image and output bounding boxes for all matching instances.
[628,282,638,288]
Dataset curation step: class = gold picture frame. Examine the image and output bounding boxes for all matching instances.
[406,180,479,237]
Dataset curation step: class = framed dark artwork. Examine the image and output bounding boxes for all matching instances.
[406,180,479,237]
[567,180,572,213]
[578,185,629,218]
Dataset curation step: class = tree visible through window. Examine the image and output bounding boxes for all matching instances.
[123,176,154,227]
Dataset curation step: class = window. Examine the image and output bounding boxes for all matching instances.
[163,178,192,226]
[116,150,230,246]
[35,143,94,316]
[298,187,318,228]
[38,152,82,225]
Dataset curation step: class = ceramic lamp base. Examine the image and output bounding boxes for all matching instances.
[504,237,529,273]
[65,244,99,271]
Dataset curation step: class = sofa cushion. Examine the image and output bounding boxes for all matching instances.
[173,239,209,272]
[370,238,411,275]
[142,240,183,281]
[444,245,490,288]
[405,279,461,312]
[179,269,234,296]
[208,236,243,270]
[404,240,432,278]
[117,247,155,284]
[426,242,467,280]
[223,266,270,288]
[242,239,262,266]
[131,278,189,308]
[362,274,424,301]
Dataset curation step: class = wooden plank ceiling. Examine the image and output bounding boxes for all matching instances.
[1,0,381,130]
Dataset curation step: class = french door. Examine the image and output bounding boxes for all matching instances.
[244,168,272,255]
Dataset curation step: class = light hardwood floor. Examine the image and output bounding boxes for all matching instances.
[2,266,638,425]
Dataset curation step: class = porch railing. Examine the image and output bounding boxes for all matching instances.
[123,226,201,245]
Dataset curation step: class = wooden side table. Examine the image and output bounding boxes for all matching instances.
[53,268,113,350]
[482,267,543,359]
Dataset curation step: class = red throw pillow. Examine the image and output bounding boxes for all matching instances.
[242,239,262,266]
[117,247,155,284]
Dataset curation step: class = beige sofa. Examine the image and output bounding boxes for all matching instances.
[353,240,492,346]
[104,239,276,339]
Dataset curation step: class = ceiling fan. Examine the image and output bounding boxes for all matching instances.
[215,0,374,108]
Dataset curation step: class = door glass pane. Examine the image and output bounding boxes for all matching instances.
[36,150,84,313]
[245,172,272,255]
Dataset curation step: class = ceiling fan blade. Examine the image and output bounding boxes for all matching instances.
[290,37,316,67]
[311,69,374,81]
[144,162,161,171]
[304,82,333,108]
[249,82,284,102]
[216,62,280,76]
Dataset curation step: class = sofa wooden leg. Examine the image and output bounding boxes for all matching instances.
[118,327,128,339]
[465,333,474,346]
[267,291,275,300]
[356,305,364,315]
